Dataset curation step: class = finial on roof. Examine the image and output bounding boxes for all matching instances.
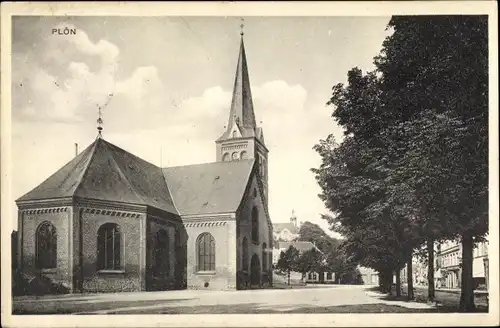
[96,93,114,139]
[240,18,244,36]
[97,105,103,138]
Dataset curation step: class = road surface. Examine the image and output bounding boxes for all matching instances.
[15,284,486,314]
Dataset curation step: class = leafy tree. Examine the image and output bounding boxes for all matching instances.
[314,16,487,311]
[312,67,420,295]
[298,220,364,284]
[374,16,488,311]
[296,249,324,281]
[276,246,300,286]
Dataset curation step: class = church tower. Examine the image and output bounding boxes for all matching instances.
[215,30,269,203]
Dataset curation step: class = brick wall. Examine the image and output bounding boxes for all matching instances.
[19,208,73,289]
[79,209,145,293]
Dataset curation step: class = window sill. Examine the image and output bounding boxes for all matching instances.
[196,271,216,276]
[97,269,125,274]
[40,268,57,273]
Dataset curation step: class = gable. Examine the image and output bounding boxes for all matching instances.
[228,120,243,139]
[163,160,254,216]
[237,166,273,233]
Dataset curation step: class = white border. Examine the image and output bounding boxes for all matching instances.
[1,1,498,327]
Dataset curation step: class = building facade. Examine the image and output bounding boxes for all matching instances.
[436,239,489,290]
[15,33,273,293]
[399,239,489,290]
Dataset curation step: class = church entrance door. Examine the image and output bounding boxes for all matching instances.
[250,254,261,288]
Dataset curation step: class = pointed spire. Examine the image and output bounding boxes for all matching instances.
[226,27,257,133]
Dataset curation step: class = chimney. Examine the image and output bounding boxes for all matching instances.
[75,143,78,157]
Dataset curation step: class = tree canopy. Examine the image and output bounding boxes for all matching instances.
[312,15,488,310]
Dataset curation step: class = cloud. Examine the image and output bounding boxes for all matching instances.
[12,24,161,126]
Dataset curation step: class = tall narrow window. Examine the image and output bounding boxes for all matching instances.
[197,233,215,271]
[262,243,267,271]
[242,237,248,271]
[97,223,121,270]
[36,222,57,269]
[251,207,259,244]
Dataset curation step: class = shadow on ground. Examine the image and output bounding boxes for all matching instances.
[101,303,437,314]
[13,298,195,315]
[367,286,488,313]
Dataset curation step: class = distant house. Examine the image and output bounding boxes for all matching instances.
[358,266,379,286]
[272,210,300,243]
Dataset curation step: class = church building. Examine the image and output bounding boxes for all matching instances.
[15,32,273,293]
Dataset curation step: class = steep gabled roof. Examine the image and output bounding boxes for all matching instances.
[16,138,178,215]
[162,159,254,216]
[273,222,299,234]
[277,241,321,254]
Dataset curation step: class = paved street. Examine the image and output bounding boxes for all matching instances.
[13,285,441,314]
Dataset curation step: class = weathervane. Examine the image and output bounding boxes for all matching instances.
[240,18,244,36]
[97,106,103,137]
[96,93,114,138]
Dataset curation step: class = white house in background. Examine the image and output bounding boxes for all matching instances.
[272,210,300,243]
[359,266,379,286]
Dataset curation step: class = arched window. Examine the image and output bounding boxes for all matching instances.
[36,222,57,269]
[242,237,248,271]
[232,152,239,161]
[262,243,267,271]
[154,229,169,275]
[197,233,215,271]
[251,207,259,244]
[222,153,230,162]
[97,223,121,270]
[240,151,248,160]
[232,130,237,138]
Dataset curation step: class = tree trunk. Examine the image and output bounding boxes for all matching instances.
[459,233,475,312]
[395,269,401,297]
[407,249,415,301]
[427,237,435,302]
[380,270,392,294]
[288,270,291,286]
[379,271,387,293]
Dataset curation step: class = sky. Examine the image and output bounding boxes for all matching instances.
[11,16,392,238]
